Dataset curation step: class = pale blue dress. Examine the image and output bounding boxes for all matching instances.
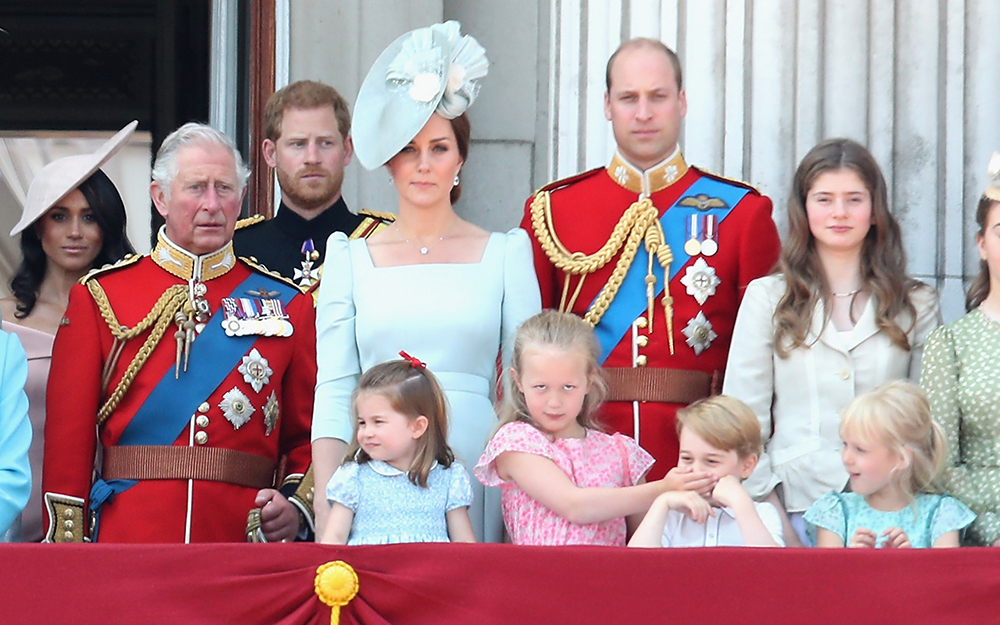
[326,460,472,545]
[312,229,541,542]
[804,491,974,548]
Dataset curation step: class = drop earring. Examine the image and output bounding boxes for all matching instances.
[453,173,460,187]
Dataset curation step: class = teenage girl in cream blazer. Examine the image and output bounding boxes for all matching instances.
[723,139,940,546]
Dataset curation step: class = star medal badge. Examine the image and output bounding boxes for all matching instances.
[263,391,279,436]
[220,387,255,429]
[221,296,294,337]
[682,311,717,355]
[238,348,273,393]
[680,258,721,305]
[294,238,320,288]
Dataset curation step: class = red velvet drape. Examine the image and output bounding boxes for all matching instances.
[3,543,995,624]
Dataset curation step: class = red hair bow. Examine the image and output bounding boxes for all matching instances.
[399,350,426,369]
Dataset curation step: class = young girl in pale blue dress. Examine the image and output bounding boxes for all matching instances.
[805,381,973,548]
[319,353,476,545]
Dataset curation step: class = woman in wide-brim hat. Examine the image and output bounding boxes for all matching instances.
[0,121,137,542]
[311,21,540,542]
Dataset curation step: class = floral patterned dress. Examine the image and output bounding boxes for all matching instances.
[475,421,654,545]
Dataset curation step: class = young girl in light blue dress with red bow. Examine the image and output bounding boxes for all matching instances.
[319,352,476,545]
[805,381,973,548]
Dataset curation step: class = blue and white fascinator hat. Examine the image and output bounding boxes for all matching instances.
[353,21,488,170]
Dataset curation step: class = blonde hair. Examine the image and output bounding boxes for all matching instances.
[345,358,455,487]
[676,395,761,460]
[840,381,946,502]
[497,310,607,434]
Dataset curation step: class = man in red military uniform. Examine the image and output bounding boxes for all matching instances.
[522,39,780,480]
[42,123,316,543]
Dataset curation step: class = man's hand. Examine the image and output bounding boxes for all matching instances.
[255,489,300,543]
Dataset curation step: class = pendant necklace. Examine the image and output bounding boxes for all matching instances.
[396,222,452,255]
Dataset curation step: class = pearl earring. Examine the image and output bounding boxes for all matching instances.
[453,173,460,187]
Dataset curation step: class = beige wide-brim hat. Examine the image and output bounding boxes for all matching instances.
[10,120,138,236]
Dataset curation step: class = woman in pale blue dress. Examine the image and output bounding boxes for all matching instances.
[311,21,540,541]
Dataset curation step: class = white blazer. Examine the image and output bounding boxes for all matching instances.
[722,275,941,513]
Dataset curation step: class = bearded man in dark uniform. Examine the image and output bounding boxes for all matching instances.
[234,80,392,289]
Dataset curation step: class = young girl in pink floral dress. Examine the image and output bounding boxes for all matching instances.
[475,311,712,545]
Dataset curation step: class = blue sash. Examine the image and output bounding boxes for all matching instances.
[89,271,299,533]
[593,176,750,363]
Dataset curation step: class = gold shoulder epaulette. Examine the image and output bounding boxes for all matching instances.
[80,253,142,284]
[532,167,605,197]
[357,208,396,222]
[690,165,762,195]
[238,256,309,294]
[235,214,266,230]
[350,209,395,239]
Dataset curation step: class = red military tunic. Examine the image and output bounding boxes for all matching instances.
[41,232,316,543]
[521,150,780,479]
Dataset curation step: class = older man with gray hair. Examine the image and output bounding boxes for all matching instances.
[41,122,317,543]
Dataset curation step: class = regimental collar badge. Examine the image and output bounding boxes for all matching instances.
[263,391,279,436]
[682,311,717,355]
[607,148,689,196]
[221,296,294,337]
[294,239,321,288]
[680,258,721,305]
[239,348,273,393]
[151,226,235,282]
[220,387,255,429]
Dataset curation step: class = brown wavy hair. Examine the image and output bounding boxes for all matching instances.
[773,138,922,357]
[344,358,455,487]
[496,310,608,435]
[965,195,999,311]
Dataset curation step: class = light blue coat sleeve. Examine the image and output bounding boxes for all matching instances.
[312,233,360,444]
[0,331,31,535]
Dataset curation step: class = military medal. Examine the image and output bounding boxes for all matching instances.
[683,214,701,256]
[680,258,721,305]
[682,312,717,355]
[238,348,273,393]
[221,297,294,337]
[701,215,718,257]
[263,391,279,436]
[219,387,255,429]
[294,239,320,288]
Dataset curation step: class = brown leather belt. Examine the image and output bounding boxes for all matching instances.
[602,367,720,405]
[103,446,276,489]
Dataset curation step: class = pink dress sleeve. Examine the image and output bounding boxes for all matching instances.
[611,433,655,485]
[474,422,555,486]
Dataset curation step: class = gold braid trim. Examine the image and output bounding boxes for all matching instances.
[88,280,190,424]
[529,191,673,336]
